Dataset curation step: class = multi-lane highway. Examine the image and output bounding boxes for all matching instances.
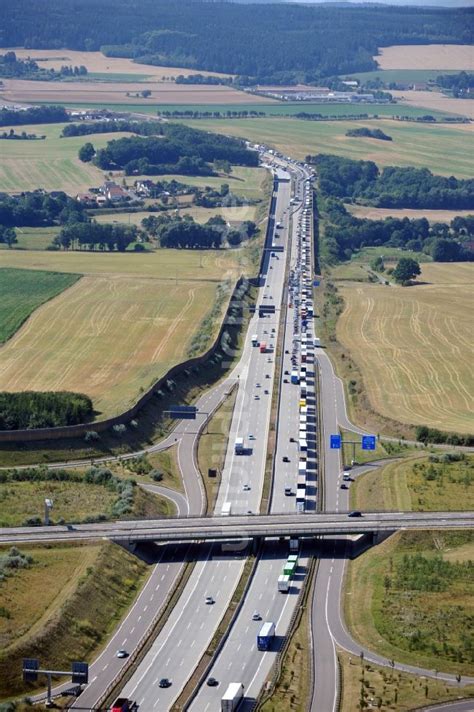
[116,165,296,709]
[2,512,472,546]
[18,149,474,712]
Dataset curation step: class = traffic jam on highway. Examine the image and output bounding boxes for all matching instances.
[92,154,321,712]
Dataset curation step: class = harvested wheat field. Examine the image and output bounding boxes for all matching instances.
[337,263,474,433]
[1,48,229,78]
[390,89,474,120]
[1,78,264,106]
[375,44,474,70]
[0,274,222,417]
[346,206,474,223]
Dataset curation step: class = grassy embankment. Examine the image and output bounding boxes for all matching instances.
[0,541,151,700]
[351,453,474,513]
[0,267,79,344]
[344,530,474,676]
[338,649,474,711]
[345,456,474,677]
[0,470,174,527]
[197,386,238,513]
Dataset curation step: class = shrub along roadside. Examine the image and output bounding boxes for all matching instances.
[0,466,136,525]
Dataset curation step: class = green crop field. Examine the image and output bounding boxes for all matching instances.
[179,118,473,178]
[0,123,130,194]
[36,100,453,120]
[0,267,80,344]
[345,531,474,676]
[0,250,244,417]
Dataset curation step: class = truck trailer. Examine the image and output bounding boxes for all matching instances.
[221,682,244,711]
[234,437,245,455]
[278,574,290,592]
[111,700,134,712]
[257,621,276,651]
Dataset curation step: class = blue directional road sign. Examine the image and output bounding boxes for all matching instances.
[313,279,320,287]
[169,405,197,420]
[330,434,341,449]
[361,435,376,451]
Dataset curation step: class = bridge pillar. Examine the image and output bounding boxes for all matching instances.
[252,536,261,555]
[372,530,396,546]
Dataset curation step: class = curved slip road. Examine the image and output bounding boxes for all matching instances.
[310,344,474,712]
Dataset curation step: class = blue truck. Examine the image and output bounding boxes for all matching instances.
[257,621,276,651]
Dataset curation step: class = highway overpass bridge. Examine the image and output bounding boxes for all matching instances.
[0,512,472,546]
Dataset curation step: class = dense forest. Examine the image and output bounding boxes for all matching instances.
[88,123,258,176]
[0,191,86,228]
[1,1,472,80]
[0,391,94,430]
[0,105,69,128]
[320,198,474,264]
[312,155,474,209]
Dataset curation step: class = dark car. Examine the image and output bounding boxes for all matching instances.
[340,483,348,489]
[348,510,362,517]
[283,455,290,463]
[159,678,172,688]
[207,677,219,687]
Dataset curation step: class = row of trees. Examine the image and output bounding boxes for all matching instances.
[3,0,471,79]
[141,213,257,249]
[53,222,139,251]
[322,198,474,264]
[0,105,69,127]
[62,119,165,138]
[0,51,87,79]
[313,154,474,209]
[0,391,93,430]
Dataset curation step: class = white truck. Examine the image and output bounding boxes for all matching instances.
[251,334,259,346]
[234,437,244,455]
[221,501,232,516]
[278,574,290,592]
[221,682,244,711]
